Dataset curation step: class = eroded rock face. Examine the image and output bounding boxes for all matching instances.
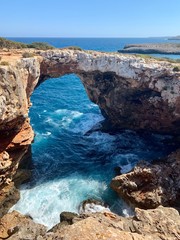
[0,182,20,218]
[40,50,180,134]
[1,206,179,240]
[1,49,180,135]
[47,207,180,240]
[111,149,180,209]
[0,210,47,239]
[0,48,180,228]
[0,118,33,187]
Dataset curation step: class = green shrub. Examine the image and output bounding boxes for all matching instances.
[0,37,26,49]
[22,52,35,58]
[174,59,180,63]
[0,61,9,66]
[0,37,55,50]
[64,46,82,51]
[27,42,54,50]
[173,66,180,72]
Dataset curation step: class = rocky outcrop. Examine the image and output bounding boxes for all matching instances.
[0,48,179,190]
[40,49,180,134]
[0,206,179,240]
[169,36,180,40]
[111,149,180,209]
[50,206,180,240]
[0,48,180,239]
[0,49,180,212]
[0,210,47,239]
[118,43,180,54]
[0,48,179,191]
[1,49,180,135]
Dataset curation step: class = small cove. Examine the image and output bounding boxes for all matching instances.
[10,38,180,228]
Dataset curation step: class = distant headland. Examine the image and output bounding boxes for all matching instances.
[168,36,180,40]
[118,43,180,55]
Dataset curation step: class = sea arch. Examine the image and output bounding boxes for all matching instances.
[0,48,180,191]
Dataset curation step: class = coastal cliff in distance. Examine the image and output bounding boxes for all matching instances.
[0,48,180,239]
[118,43,180,55]
[168,36,180,40]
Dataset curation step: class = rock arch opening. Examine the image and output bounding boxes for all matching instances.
[11,73,118,228]
[0,49,179,229]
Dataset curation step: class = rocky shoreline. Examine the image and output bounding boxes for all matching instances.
[118,43,180,55]
[0,48,180,239]
[0,206,179,239]
[111,149,180,210]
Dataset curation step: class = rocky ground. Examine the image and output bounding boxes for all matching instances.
[118,43,180,55]
[111,149,180,209]
[0,206,179,240]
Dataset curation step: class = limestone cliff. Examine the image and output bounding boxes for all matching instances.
[1,49,180,135]
[40,50,180,134]
[0,48,180,238]
[0,48,180,197]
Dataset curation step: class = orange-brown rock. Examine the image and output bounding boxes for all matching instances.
[0,48,179,190]
[1,206,178,240]
[0,119,33,187]
[111,149,180,209]
[47,206,180,240]
[1,49,180,134]
[0,210,46,239]
[0,182,19,218]
[0,48,180,239]
[0,117,33,215]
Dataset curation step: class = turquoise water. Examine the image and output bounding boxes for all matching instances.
[10,38,179,228]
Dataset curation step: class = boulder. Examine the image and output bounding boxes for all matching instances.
[111,150,180,209]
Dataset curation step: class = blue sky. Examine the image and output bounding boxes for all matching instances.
[1,0,180,37]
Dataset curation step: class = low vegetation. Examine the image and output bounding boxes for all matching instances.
[22,52,35,58]
[0,37,54,50]
[63,46,82,51]
[135,53,180,63]
[27,42,54,50]
[173,66,180,72]
[0,37,26,49]
[0,61,9,66]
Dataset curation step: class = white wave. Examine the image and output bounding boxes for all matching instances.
[87,103,99,109]
[55,109,82,117]
[34,131,52,144]
[86,131,116,153]
[79,203,110,214]
[121,163,134,174]
[112,153,139,173]
[45,109,83,129]
[42,131,51,136]
[110,198,134,217]
[10,174,108,229]
[44,117,60,128]
[71,113,104,134]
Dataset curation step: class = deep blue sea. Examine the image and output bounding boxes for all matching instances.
[9,38,180,228]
